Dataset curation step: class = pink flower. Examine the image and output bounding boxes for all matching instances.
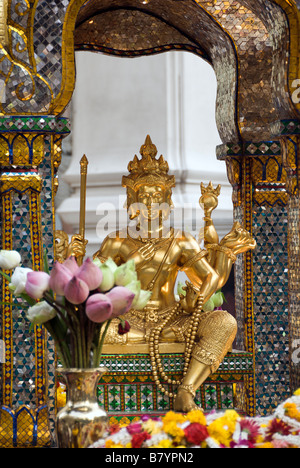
[106,286,135,317]
[272,440,291,448]
[64,276,89,305]
[76,258,103,291]
[85,293,113,323]
[126,422,143,435]
[239,419,260,443]
[25,271,50,299]
[230,440,255,448]
[63,256,80,275]
[49,262,73,296]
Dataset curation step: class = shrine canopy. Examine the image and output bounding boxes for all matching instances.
[1,0,299,144]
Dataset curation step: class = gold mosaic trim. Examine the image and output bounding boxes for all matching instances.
[0,173,42,194]
[243,156,256,416]
[0,134,45,166]
[0,0,8,47]
[273,0,300,112]
[50,0,84,115]
[1,191,13,407]
[281,135,299,196]
[253,191,288,206]
[29,190,46,406]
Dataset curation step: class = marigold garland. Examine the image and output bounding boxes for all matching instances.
[85,389,300,449]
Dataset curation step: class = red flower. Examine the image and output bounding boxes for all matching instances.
[131,431,151,448]
[239,419,260,443]
[118,320,131,335]
[230,440,255,448]
[266,419,292,441]
[184,423,209,445]
[108,424,120,435]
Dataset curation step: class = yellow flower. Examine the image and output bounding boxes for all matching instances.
[294,388,300,396]
[163,421,185,444]
[256,442,274,448]
[143,419,162,435]
[208,420,231,447]
[223,410,240,425]
[207,411,239,447]
[162,411,186,425]
[162,412,186,444]
[105,439,124,448]
[186,409,206,425]
[284,402,300,422]
[153,439,174,448]
[256,435,265,444]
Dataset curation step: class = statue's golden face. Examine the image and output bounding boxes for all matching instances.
[136,184,170,221]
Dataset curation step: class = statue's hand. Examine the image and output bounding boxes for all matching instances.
[138,243,155,261]
[220,222,256,255]
[179,282,200,313]
[199,182,221,217]
[67,234,88,259]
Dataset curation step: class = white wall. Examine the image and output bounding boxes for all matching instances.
[57,50,233,258]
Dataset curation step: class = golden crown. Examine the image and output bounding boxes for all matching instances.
[122,135,176,189]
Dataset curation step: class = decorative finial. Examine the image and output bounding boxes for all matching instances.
[80,154,88,174]
[139,135,158,159]
[200,181,221,197]
[122,136,175,189]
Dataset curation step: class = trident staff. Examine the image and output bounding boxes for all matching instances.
[78,154,88,266]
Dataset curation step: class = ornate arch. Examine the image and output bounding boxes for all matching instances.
[0,0,298,143]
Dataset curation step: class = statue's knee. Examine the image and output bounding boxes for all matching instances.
[209,309,237,338]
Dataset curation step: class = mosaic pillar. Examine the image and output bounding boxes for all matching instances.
[0,116,70,447]
[279,121,300,393]
[218,138,290,416]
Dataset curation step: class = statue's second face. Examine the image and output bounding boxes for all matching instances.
[136,184,170,221]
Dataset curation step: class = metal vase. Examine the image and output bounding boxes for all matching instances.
[55,367,108,448]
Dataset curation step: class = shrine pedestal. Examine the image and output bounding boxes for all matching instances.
[98,350,253,424]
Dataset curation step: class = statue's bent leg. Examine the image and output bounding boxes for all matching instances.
[174,310,237,412]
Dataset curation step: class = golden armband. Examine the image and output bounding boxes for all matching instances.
[206,244,237,263]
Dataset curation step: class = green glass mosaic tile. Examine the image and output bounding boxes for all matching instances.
[0,116,70,134]
[98,351,253,417]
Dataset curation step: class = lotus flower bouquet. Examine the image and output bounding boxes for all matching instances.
[0,250,151,369]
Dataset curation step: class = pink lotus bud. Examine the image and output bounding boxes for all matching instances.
[106,286,135,318]
[76,258,103,291]
[64,276,90,305]
[25,271,50,300]
[85,293,113,323]
[49,262,73,296]
[63,256,80,275]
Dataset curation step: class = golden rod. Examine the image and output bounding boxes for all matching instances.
[78,154,88,266]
